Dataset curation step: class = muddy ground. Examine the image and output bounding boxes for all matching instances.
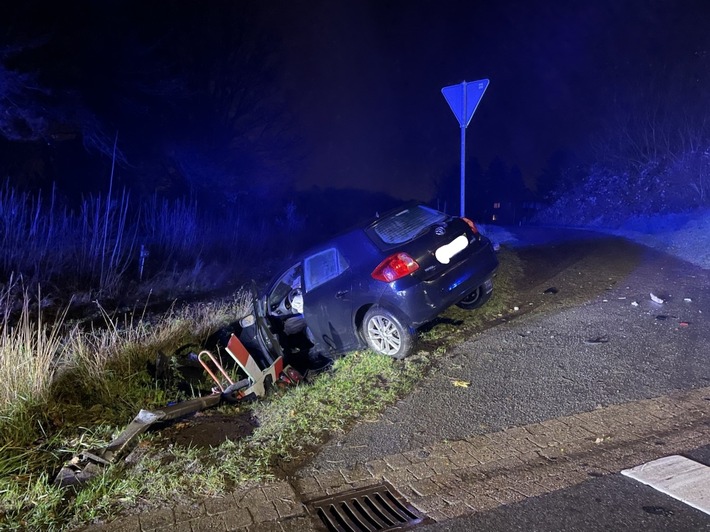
[158,412,259,449]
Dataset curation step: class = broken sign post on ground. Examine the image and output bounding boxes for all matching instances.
[441,78,489,217]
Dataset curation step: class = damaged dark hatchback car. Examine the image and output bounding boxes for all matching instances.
[238,203,498,363]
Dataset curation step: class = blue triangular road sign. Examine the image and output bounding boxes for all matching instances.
[442,79,489,128]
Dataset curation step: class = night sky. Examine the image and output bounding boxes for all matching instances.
[2,0,709,202]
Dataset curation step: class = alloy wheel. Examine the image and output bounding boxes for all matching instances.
[367,315,401,355]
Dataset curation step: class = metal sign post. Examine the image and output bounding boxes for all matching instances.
[441,79,489,217]
[459,109,467,220]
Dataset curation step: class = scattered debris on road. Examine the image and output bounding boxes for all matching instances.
[543,287,559,294]
[585,336,609,344]
[650,293,664,304]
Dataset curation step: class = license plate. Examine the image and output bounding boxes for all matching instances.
[435,234,468,264]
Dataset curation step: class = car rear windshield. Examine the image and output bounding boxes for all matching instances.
[370,205,448,245]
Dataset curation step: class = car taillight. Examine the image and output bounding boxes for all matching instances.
[462,217,480,235]
[371,252,419,282]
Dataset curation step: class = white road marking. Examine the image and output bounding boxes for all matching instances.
[622,455,710,515]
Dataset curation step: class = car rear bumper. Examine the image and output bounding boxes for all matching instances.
[387,238,499,327]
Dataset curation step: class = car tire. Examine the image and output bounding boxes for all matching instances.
[362,306,413,359]
[456,284,493,310]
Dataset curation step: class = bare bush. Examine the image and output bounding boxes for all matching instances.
[666,150,710,206]
[535,151,710,228]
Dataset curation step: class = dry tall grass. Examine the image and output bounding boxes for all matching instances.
[0,283,253,442]
[0,278,69,414]
[0,181,304,303]
[65,291,252,388]
[0,183,265,298]
[0,183,138,295]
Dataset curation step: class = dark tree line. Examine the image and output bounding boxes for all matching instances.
[431,156,531,223]
[0,1,300,218]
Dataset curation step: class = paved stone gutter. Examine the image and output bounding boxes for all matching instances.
[83,386,710,531]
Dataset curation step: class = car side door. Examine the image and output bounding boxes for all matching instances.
[301,247,357,355]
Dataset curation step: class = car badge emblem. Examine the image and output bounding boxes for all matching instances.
[435,226,446,236]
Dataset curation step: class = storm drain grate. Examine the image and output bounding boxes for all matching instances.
[308,482,433,531]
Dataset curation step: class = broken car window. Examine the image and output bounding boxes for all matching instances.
[268,264,301,311]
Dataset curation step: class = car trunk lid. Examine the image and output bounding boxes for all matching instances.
[364,204,488,282]
[403,217,485,281]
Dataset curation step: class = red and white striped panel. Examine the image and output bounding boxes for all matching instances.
[226,334,261,382]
